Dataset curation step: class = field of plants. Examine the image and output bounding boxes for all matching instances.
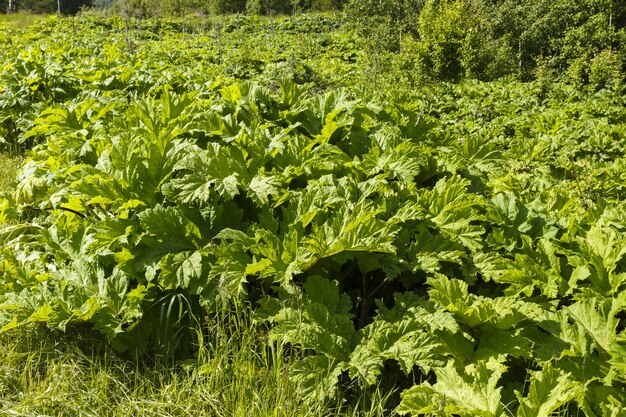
[2,9,626,417]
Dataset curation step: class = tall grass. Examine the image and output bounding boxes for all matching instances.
[0,316,396,416]
[0,12,47,29]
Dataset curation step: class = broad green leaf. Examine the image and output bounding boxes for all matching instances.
[516,365,583,417]
[398,359,506,417]
[567,299,620,355]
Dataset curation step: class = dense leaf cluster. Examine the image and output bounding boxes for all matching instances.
[0,14,356,153]
[2,15,626,416]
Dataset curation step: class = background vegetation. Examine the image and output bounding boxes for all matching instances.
[2,0,625,89]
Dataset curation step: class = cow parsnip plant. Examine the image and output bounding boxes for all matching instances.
[1,15,626,417]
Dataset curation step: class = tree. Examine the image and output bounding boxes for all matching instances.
[8,0,92,14]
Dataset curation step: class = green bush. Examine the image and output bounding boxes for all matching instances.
[589,49,623,90]
[208,0,246,14]
[346,0,423,51]
[491,0,626,81]
[413,0,515,82]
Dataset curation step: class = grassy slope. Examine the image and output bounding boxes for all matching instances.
[0,12,47,29]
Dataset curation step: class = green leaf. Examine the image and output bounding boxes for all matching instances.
[303,276,352,316]
[138,204,202,252]
[398,359,506,417]
[575,226,626,295]
[349,293,461,385]
[165,143,249,203]
[303,202,400,264]
[290,355,347,403]
[247,172,282,205]
[516,365,583,417]
[158,250,204,290]
[567,298,620,355]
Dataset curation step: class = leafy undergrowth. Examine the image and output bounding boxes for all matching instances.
[2,15,626,417]
[2,78,625,416]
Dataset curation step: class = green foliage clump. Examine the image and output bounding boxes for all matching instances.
[490,0,626,84]
[412,0,516,81]
[346,0,423,51]
[346,0,626,86]
[208,0,246,15]
[3,13,626,417]
[3,72,626,415]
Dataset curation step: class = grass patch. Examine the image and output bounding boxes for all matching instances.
[0,320,395,417]
[0,12,49,29]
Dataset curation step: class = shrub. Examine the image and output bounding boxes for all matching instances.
[413,0,515,81]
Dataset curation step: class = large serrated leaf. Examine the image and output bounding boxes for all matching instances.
[515,365,583,417]
[398,359,506,417]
